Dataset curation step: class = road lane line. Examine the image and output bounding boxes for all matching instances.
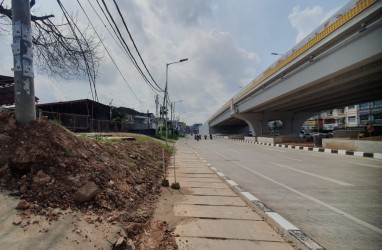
[342,161,382,169]
[262,148,285,152]
[227,148,242,154]
[276,155,302,162]
[204,147,382,235]
[272,162,354,186]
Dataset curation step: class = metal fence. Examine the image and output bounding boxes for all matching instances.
[39,111,152,133]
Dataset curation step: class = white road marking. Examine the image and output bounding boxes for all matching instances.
[272,162,354,186]
[227,180,238,186]
[263,148,285,153]
[343,161,382,169]
[227,148,242,154]
[205,147,382,235]
[266,212,299,230]
[217,172,225,177]
[241,192,259,201]
[277,155,302,162]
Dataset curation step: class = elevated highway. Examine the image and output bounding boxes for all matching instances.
[207,0,382,136]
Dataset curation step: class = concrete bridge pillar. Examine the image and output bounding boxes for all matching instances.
[234,112,315,136]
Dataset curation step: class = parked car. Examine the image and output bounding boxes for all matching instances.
[300,128,333,139]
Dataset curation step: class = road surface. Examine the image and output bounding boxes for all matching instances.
[183,136,382,250]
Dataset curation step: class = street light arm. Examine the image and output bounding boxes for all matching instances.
[167,58,188,66]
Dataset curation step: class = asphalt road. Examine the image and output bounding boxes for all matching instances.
[184,136,382,250]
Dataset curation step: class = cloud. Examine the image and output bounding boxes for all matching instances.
[288,6,324,43]
[89,0,259,124]
[149,0,214,27]
[0,0,260,125]
[159,28,259,124]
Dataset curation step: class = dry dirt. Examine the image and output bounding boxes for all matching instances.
[0,108,178,249]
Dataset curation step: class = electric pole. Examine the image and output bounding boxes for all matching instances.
[155,94,159,118]
[12,0,36,124]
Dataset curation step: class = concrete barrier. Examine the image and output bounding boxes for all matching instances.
[323,138,382,153]
[256,136,306,144]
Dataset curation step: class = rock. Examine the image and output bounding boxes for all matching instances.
[0,133,11,141]
[126,238,135,250]
[4,117,17,132]
[170,182,180,190]
[12,220,22,225]
[33,170,52,185]
[19,184,28,194]
[17,200,31,210]
[74,181,99,202]
[114,237,126,249]
[52,208,61,216]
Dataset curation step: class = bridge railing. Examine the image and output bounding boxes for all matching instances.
[209,0,378,123]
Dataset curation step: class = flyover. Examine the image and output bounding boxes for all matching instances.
[206,0,382,137]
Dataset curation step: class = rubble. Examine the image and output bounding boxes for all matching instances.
[0,108,177,249]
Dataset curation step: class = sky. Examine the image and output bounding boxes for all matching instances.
[0,0,350,125]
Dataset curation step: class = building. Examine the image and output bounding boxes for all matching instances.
[320,99,382,133]
[37,99,156,135]
[320,108,346,129]
[191,123,202,134]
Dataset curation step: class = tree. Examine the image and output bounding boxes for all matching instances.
[0,0,101,80]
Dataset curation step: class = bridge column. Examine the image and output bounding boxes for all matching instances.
[233,113,264,136]
[234,112,315,136]
[279,112,316,135]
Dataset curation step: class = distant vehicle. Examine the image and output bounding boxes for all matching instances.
[299,129,313,139]
[323,124,336,130]
[299,128,333,139]
[242,131,254,137]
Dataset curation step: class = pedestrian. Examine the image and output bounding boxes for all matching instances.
[210,134,212,140]
[204,135,207,140]
[366,123,374,137]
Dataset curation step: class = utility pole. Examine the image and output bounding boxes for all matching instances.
[12,0,36,124]
[155,94,159,118]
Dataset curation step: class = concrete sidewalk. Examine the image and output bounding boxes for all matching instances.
[166,141,295,250]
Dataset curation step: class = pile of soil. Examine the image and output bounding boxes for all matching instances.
[0,109,177,249]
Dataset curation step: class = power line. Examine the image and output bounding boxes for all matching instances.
[56,0,99,102]
[76,0,142,105]
[93,0,161,95]
[92,0,128,58]
[112,0,163,92]
[99,0,163,93]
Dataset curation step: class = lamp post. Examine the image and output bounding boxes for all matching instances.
[161,58,188,188]
[162,58,188,145]
[171,99,183,138]
[177,112,186,135]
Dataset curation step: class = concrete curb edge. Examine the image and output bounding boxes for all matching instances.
[232,139,382,159]
[198,152,326,250]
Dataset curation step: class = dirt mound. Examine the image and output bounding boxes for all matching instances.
[0,109,176,249]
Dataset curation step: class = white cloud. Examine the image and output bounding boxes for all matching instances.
[2,1,347,125]
[288,6,324,43]
[79,0,260,124]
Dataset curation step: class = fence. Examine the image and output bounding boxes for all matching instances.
[39,111,154,134]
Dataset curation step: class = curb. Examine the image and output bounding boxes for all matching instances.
[194,152,326,250]
[232,139,382,159]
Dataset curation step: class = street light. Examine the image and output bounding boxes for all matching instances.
[271,52,284,56]
[171,99,183,125]
[162,58,188,145]
[170,99,183,139]
[177,112,186,134]
[161,58,188,188]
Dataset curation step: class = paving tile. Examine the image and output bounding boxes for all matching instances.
[174,204,262,220]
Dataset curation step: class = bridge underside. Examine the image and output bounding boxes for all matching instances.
[210,14,382,137]
[212,54,382,136]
